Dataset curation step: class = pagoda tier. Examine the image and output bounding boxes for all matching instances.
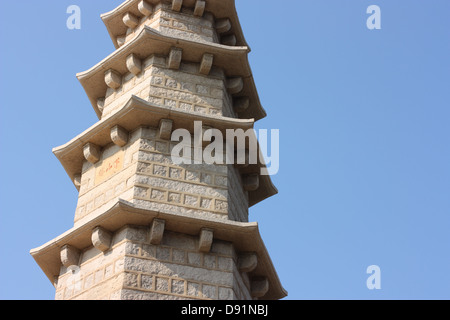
[52,95,278,222]
[30,199,287,300]
[78,27,266,121]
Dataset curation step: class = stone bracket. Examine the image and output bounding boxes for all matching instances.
[159,119,174,140]
[168,47,183,70]
[198,228,214,253]
[199,53,214,75]
[172,0,183,12]
[216,18,231,34]
[238,253,258,273]
[73,174,82,192]
[233,97,250,114]
[251,277,269,298]
[123,12,139,29]
[104,69,122,90]
[243,174,260,192]
[110,125,129,147]
[226,77,244,95]
[126,53,142,75]
[216,18,236,46]
[149,219,166,245]
[60,245,81,268]
[83,143,101,164]
[194,0,206,16]
[138,0,153,16]
[91,227,113,252]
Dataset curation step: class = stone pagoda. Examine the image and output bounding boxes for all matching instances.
[31,0,286,300]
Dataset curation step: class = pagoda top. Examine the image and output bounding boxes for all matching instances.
[101,0,248,49]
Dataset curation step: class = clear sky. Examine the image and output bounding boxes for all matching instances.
[0,0,449,300]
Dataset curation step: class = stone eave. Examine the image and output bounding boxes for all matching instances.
[52,96,276,207]
[30,199,288,300]
[53,95,254,183]
[76,26,266,121]
[248,173,278,208]
[100,0,248,49]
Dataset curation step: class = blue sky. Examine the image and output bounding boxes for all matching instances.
[0,0,449,300]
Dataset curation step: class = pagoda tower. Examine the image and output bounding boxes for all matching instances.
[31,0,286,300]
